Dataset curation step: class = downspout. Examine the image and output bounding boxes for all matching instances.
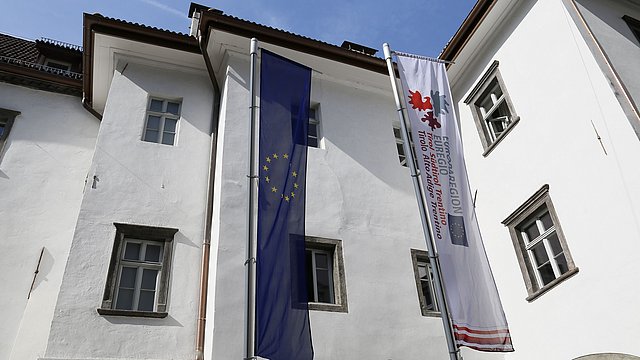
[195,14,221,360]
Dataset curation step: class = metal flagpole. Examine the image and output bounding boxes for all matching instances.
[383,43,460,360]
[245,37,259,360]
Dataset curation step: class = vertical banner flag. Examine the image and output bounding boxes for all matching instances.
[396,56,514,352]
[256,50,314,360]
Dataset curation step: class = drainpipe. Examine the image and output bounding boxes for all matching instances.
[195,10,221,360]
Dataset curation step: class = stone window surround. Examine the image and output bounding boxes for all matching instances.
[410,249,441,318]
[464,60,520,157]
[97,222,178,318]
[305,236,348,313]
[502,184,579,302]
[0,108,20,158]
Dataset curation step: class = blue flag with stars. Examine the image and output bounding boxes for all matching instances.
[256,50,313,360]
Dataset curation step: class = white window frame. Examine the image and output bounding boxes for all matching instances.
[307,248,335,304]
[393,123,417,167]
[305,237,348,313]
[114,239,164,312]
[464,61,520,156]
[143,97,181,146]
[411,249,440,316]
[502,185,578,301]
[308,105,321,148]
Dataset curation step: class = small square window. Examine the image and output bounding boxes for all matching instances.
[0,108,20,159]
[308,105,321,148]
[305,237,348,313]
[464,61,520,155]
[44,59,71,72]
[502,185,578,301]
[143,98,181,146]
[98,223,178,318]
[410,249,440,316]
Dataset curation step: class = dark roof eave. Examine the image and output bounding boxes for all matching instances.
[0,62,82,95]
[440,0,497,64]
[198,10,389,75]
[82,13,201,110]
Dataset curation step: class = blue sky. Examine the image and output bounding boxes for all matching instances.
[0,0,476,58]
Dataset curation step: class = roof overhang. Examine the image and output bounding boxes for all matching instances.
[83,13,204,115]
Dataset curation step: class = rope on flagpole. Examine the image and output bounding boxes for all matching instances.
[392,50,455,65]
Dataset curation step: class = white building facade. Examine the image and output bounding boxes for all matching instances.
[0,1,638,359]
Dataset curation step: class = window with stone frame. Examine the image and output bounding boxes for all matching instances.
[622,15,640,44]
[98,223,177,318]
[308,105,321,148]
[143,97,181,146]
[502,185,578,301]
[410,249,440,317]
[0,108,19,158]
[393,124,418,167]
[464,61,520,155]
[305,236,348,313]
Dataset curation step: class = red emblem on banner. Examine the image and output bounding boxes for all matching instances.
[408,90,433,111]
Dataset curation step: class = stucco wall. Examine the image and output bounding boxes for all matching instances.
[0,83,98,360]
[42,61,214,360]
[575,0,640,136]
[207,52,502,360]
[449,0,640,358]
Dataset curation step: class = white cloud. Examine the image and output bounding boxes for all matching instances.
[138,0,187,19]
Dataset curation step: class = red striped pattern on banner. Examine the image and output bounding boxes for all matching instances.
[453,325,514,352]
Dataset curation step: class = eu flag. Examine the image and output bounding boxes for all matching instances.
[256,50,313,360]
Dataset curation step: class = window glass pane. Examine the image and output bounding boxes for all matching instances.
[315,253,328,269]
[309,108,316,119]
[146,115,161,130]
[547,232,563,256]
[315,269,333,303]
[540,211,553,231]
[308,137,318,148]
[141,269,158,290]
[144,130,159,143]
[531,243,549,266]
[393,127,401,140]
[164,118,177,132]
[421,280,435,310]
[124,243,141,260]
[555,253,569,275]
[145,244,162,262]
[115,289,134,310]
[305,251,315,301]
[0,125,4,137]
[119,267,137,288]
[138,290,155,311]
[417,263,427,279]
[162,132,175,145]
[538,263,556,286]
[150,99,163,112]
[524,222,540,242]
[308,123,318,137]
[166,102,180,115]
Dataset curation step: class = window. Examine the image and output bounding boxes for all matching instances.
[502,185,578,301]
[393,124,417,167]
[0,108,19,157]
[305,237,348,312]
[143,98,181,146]
[622,15,640,44]
[308,105,320,148]
[98,223,178,318]
[44,59,71,72]
[464,61,520,155]
[411,249,440,316]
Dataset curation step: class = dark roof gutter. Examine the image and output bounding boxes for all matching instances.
[440,0,497,64]
[198,10,388,75]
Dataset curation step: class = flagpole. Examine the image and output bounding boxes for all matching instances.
[383,43,460,360]
[245,37,259,360]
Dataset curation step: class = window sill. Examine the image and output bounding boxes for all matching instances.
[482,116,520,157]
[525,267,579,302]
[97,308,168,318]
[421,310,442,318]
[308,302,348,313]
